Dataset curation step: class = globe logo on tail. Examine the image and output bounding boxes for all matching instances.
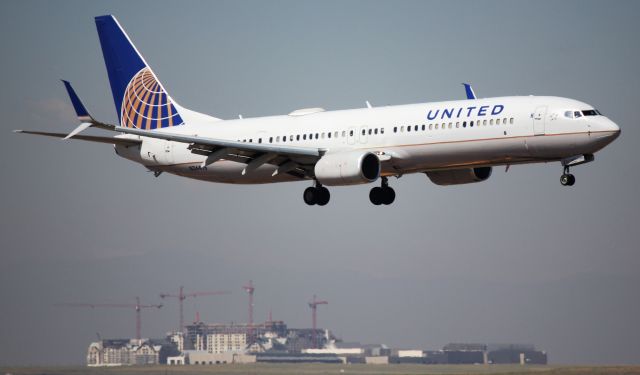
[121,67,183,129]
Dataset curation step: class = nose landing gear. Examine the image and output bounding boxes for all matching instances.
[560,166,576,186]
[303,183,330,206]
[370,177,395,205]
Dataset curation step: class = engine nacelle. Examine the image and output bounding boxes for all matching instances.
[425,167,492,186]
[314,151,380,186]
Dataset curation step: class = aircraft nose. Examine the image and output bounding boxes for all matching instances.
[597,117,621,142]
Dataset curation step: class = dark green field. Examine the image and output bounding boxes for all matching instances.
[2,364,640,375]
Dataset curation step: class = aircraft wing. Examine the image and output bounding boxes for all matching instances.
[14,130,141,146]
[114,126,323,178]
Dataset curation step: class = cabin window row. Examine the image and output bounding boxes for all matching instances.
[393,117,514,133]
[239,127,386,144]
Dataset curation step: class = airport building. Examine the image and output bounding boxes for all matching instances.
[87,338,178,366]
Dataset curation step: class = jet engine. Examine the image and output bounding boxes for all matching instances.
[314,151,380,186]
[425,167,492,186]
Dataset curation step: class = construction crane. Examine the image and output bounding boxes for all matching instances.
[242,280,255,340]
[308,294,328,349]
[159,286,230,332]
[56,297,162,340]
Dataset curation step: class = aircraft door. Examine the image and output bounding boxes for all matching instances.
[158,140,174,165]
[359,126,368,144]
[533,106,547,135]
[347,127,356,145]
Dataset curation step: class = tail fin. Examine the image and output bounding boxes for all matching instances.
[95,15,185,129]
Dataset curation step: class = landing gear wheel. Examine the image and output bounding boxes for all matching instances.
[304,185,330,206]
[381,187,395,205]
[303,187,317,205]
[560,174,575,186]
[369,187,383,205]
[316,186,330,206]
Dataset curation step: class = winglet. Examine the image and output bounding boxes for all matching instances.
[462,83,476,100]
[61,80,93,122]
[60,80,122,138]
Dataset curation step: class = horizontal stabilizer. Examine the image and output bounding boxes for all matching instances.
[14,130,141,146]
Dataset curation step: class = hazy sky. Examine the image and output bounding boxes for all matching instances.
[1,0,639,366]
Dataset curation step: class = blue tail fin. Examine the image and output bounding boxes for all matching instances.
[462,83,477,100]
[95,15,184,129]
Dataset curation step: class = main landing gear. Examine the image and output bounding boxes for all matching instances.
[303,183,330,206]
[560,166,576,186]
[369,177,395,205]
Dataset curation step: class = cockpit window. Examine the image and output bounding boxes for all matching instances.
[574,111,582,118]
[564,111,574,118]
[582,109,600,116]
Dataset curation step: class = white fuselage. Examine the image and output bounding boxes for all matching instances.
[115,96,620,184]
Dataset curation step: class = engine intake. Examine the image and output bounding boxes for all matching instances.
[426,167,492,186]
[314,151,380,186]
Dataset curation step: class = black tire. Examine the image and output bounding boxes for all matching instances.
[567,174,576,186]
[316,187,330,206]
[382,187,396,205]
[560,174,569,186]
[369,187,383,205]
[303,187,316,205]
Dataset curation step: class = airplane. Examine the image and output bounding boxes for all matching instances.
[15,15,621,206]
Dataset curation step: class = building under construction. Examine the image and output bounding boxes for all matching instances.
[184,320,332,353]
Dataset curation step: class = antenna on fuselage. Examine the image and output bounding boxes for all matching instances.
[365,101,372,108]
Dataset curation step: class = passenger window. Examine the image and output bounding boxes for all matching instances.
[328,132,331,138]
[414,125,418,131]
[342,131,346,137]
[296,135,300,141]
[269,137,273,143]
[470,121,474,127]
[374,128,378,135]
[510,118,514,124]
[463,121,467,128]
[393,126,397,133]
[321,133,325,139]
[503,118,507,125]
[448,123,452,129]
[259,138,262,143]
[368,129,372,135]
[289,135,293,141]
[442,123,446,130]
[315,133,319,139]
[362,129,366,135]
[282,136,286,142]
[422,124,425,131]
[276,136,280,142]
[401,126,405,132]
[349,130,354,136]
[407,126,411,132]
[429,124,433,130]
[435,124,439,129]
[381,128,385,134]
[490,119,494,125]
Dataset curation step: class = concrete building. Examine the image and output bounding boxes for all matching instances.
[398,349,424,358]
[206,332,247,354]
[366,356,389,364]
[184,350,256,365]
